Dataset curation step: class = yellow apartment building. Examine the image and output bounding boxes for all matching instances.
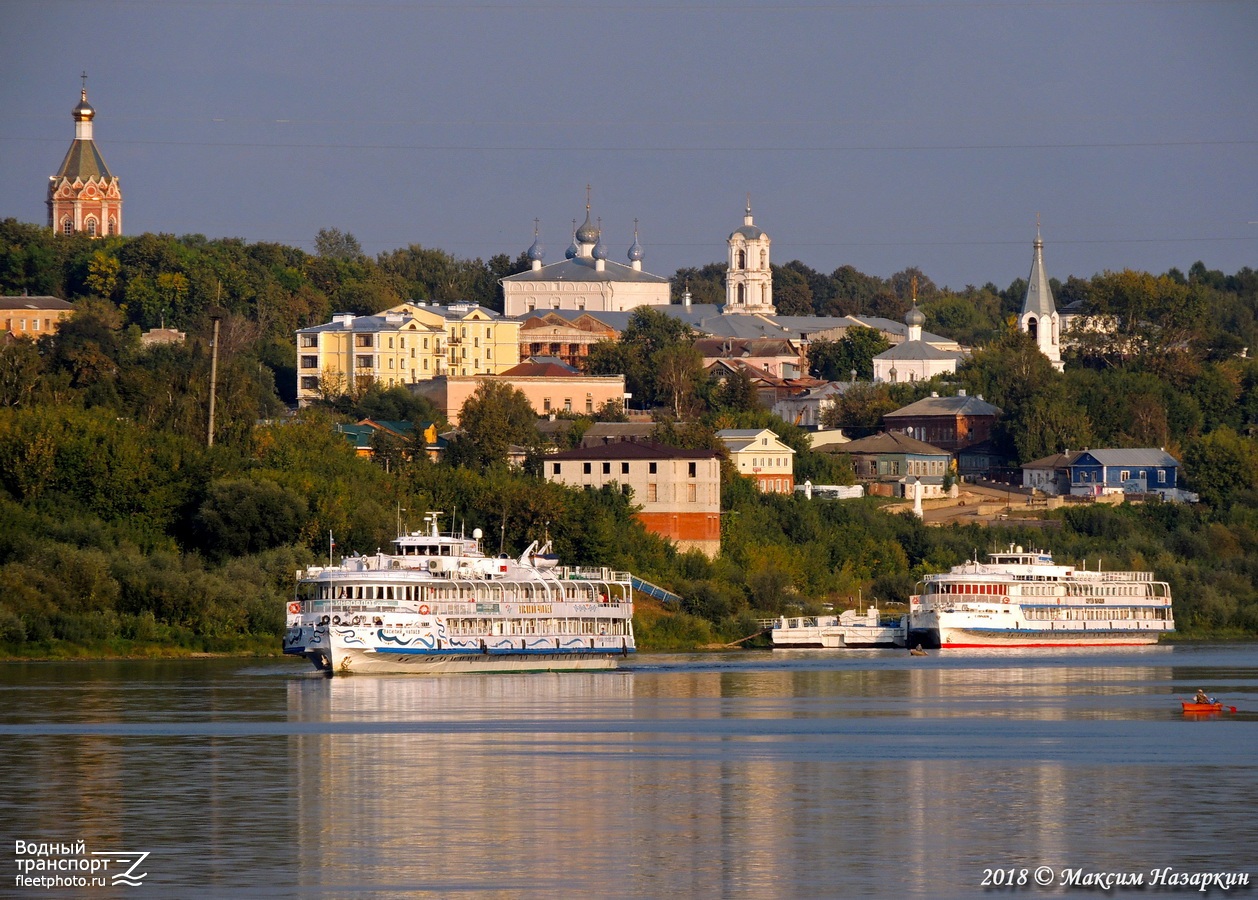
[296,302,520,406]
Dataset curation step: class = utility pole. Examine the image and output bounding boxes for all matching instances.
[208,291,223,447]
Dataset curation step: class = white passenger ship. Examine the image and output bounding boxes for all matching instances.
[908,545,1174,649]
[283,514,635,674]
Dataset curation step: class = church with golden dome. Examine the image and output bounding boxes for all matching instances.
[47,76,122,238]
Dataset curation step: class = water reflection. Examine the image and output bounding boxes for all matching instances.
[0,647,1255,898]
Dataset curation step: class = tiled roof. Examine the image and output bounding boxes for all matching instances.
[884,393,1002,418]
[0,296,74,311]
[503,256,668,284]
[837,431,950,456]
[53,140,114,182]
[874,340,965,362]
[548,440,719,461]
[499,361,582,377]
[1077,448,1179,467]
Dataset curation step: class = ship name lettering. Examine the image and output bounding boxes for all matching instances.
[1085,598,1106,604]
[519,605,552,614]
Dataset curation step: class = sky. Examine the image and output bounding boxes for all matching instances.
[1,0,1255,292]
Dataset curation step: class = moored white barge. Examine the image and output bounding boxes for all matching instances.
[772,607,907,648]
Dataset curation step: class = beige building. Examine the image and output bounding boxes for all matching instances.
[410,365,626,426]
[295,302,520,406]
[717,428,796,493]
[545,441,722,558]
[1,296,74,338]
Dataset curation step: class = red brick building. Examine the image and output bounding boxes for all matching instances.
[48,80,121,238]
[545,441,721,558]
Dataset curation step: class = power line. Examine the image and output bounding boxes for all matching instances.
[2,136,1253,152]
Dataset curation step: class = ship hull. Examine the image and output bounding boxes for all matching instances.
[908,621,1166,650]
[284,624,632,675]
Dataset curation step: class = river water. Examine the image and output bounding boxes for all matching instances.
[2,644,1256,898]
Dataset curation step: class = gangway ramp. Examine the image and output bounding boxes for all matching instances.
[631,577,681,607]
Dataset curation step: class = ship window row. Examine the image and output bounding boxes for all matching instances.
[1064,583,1149,597]
[934,583,1006,595]
[1023,607,1170,621]
[445,618,627,636]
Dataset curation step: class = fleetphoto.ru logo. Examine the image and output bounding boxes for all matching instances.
[14,840,150,889]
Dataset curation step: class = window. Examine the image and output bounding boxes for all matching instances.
[543,398,551,412]
[687,483,697,502]
[564,398,572,412]
[688,462,697,478]
[583,463,591,475]
[647,483,658,502]
[602,462,611,475]
[86,219,97,236]
[1157,470,1166,483]
[300,335,317,348]
[300,376,319,390]
[621,462,629,475]
[300,355,317,369]
[552,463,561,475]
[649,462,657,475]
[1120,470,1130,481]
[31,319,39,331]
[63,220,73,235]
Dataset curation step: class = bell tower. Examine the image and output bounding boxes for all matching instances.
[1018,218,1062,370]
[48,74,122,238]
[724,196,774,315]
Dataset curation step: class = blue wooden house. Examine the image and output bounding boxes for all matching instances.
[1065,449,1181,497]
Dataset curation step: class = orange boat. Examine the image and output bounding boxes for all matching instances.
[1181,701,1223,713]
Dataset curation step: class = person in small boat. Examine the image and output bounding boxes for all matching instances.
[1194,689,1212,704]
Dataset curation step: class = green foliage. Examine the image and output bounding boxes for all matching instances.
[3,221,1258,653]
[807,327,892,381]
[445,380,542,470]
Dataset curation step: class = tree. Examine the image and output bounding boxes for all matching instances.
[771,264,814,315]
[654,343,705,419]
[1182,426,1258,507]
[821,382,901,436]
[714,367,760,412]
[448,381,540,469]
[193,476,308,562]
[824,265,884,317]
[314,228,364,261]
[808,327,891,381]
[0,340,43,408]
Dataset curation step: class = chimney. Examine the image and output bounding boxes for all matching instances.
[958,388,967,397]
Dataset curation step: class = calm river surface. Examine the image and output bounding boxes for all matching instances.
[2,645,1256,899]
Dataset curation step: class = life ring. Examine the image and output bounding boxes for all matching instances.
[418,604,430,616]
[288,601,302,615]
[332,615,341,625]
[352,616,362,625]
[1002,596,1010,604]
